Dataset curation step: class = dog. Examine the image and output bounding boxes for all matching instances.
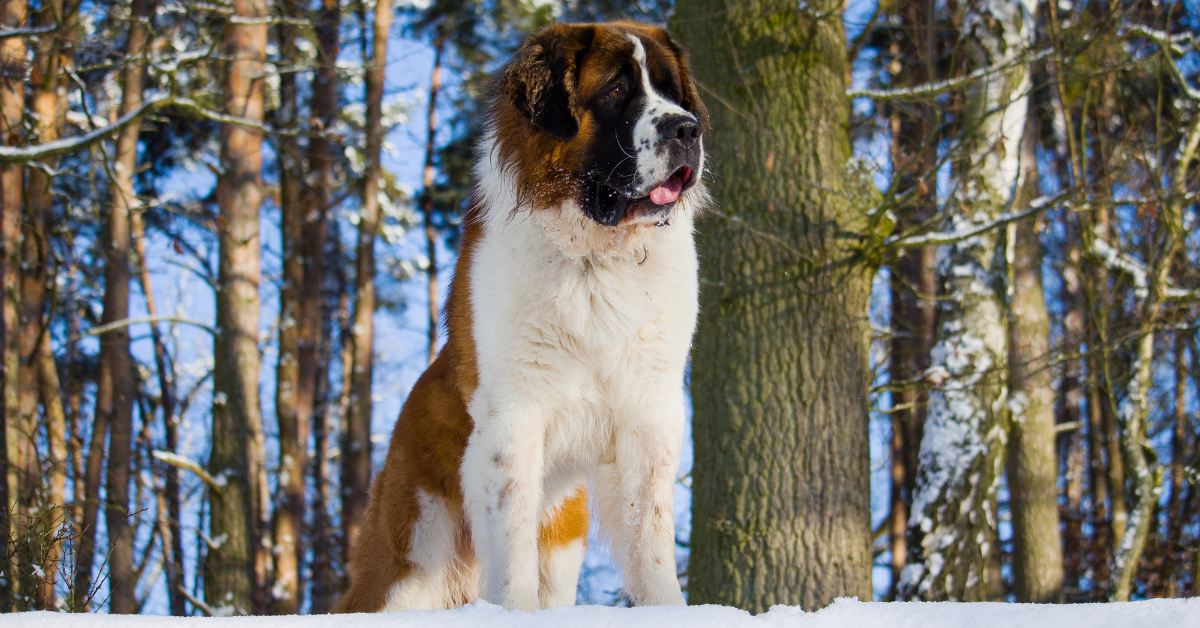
[337,20,707,613]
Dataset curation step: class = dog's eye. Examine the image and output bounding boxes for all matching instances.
[607,81,626,101]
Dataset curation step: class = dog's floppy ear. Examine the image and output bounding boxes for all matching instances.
[499,25,595,142]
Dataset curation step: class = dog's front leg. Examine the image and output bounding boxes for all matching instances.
[462,400,544,611]
[601,390,686,606]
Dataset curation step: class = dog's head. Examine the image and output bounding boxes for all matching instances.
[489,21,707,229]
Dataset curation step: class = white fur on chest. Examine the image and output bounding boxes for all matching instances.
[459,133,697,610]
[467,166,699,476]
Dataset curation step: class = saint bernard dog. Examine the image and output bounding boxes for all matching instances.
[337,20,707,613]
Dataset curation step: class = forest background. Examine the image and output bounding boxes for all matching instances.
[0,0,1196,615]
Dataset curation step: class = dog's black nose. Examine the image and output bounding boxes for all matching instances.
[660,115,702,146]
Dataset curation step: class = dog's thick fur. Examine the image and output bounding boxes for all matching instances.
[337,21,707,613]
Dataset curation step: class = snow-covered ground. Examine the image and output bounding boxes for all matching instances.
[7,598,1200,628]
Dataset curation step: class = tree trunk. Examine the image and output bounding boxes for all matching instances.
[343,0,391,564]
[131,211,186,615]
[1085,317,1112,596]
[901,0,1035,602]
[1110,108,1200,603]
[673,0,873,612]
[886,0,937,597]
[1006,109,1063,603]
[207,0,267,612]
[0,0,26,606]
[27,0,73,609]
[97,0,157,612]
[1058,212,1086,597]
[419,36,443,365]
[269,0,304,613]
[309,276,343,614]
[1164,335,1186,596]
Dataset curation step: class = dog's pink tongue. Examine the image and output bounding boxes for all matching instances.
[649,177,683,205]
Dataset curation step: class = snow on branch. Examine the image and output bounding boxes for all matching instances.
[1121,24,1193,56]
[1091,237,1196,301]
[0,94,341,166]
[152,450,225,491]
[0,95,172,164]
[1123,25,1200,101]
[0,24,57,38]
[83,313,216,338]
[847,49,1048,101]
[885,196,1053,249]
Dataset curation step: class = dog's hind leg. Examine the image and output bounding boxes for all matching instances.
[380,489,476,610]
[537,485,588,608]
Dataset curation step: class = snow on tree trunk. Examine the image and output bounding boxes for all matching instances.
[899,0,1035,602]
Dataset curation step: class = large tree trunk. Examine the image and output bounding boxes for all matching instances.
[207,0,267,612]
[96,0,157,612]
[886,0,937,597]
[673,0,873,612]
[901,0,1034,602]
[343,0,391,564]
[1006,110,1063,603]
[0,0,26,606]
[269,0,304,613]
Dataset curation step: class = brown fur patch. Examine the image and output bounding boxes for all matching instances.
[335,218,482,613]
[539,487,590,550]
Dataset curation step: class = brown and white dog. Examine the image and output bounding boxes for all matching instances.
[337,21,707,613]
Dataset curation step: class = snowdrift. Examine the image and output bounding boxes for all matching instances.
[7,597,1200,628]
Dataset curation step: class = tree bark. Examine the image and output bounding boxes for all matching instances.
[1110,108,1200,603]
[269,0,304,613]
[207,0,267,612]
[885,0,937,597]
[96,0,157,612]
[343,0,391,564]
[0,0,26,606]
[419,35,443,365]
[26,0,73,609]
[1164,334,1186,596]
[131,211,186,615]
[309,275,343,614]
[673,0,873,612]
[1006,110,1063,603]
[901,0,1035,601]
[1057,212,1086,596]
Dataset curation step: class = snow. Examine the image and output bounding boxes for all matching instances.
[8,598,1200,627]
